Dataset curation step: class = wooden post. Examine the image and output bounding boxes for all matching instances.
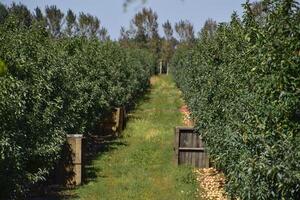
[113,108,120,134]
[159,60,162,74]
[122,106,127,130]
[114,107,125,135]
[66,134,83,186]
[166,63,169,75]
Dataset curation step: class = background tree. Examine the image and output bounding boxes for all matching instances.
[34,7,44,21]
[98,27,110,41]
[119,25,136,47]
[65,9,77,36]
[33,6,47,28]
[162,20,173,41]
[45,5,64,37]
[200,18,217,38]
[132,8,158,45]
[175,20,195,45]
[131,8,161,64]
[161,20,176,68]
[250,1,268,25]
[78,12,100,37]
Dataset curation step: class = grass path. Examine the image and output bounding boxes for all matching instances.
[74,75,199,200]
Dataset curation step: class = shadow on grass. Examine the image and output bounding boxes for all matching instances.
[29,132,128,200]
[29,84,153,200]
[28,187,78,200]
[83,133,128,183]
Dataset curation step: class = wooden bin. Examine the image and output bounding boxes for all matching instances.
[174,126,209,168]
[66,134,84,186]
[102,107,126,136]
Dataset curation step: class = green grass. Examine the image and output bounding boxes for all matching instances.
[73,75,199,200]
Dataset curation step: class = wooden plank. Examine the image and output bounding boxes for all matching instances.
[188,132,192,165]
[191,134,195,166]
[174,127,180,165]
[180,131,185,147]
[179,151,185,165]
[178,147,205,151]
[198,152,202,168]
[195,133,199,166]
[196,149,200,167]
[176,126,194,131]
[204,152,209,168]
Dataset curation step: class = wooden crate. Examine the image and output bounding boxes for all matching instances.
[54,134,84,186]
[66,134,84,186]
[174,126,209,168]
[102,107,126,136]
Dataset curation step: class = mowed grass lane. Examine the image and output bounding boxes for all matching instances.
[74,75,199,200]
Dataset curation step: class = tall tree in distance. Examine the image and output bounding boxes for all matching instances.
[78,12,100,37]
[33,7,47,28]
[120,8,161,72]
[162,20,173,41]
[131,8,161,61]
[200,18,217,38]
[34,7,44,21]
[45,5,64,37]
[119,25,135,47]
[65,9,77,36]
[250,1,268,25]
[132,8,159,45]
[175,20,195,45]
[98,27,110,41]
[161,20,176,69]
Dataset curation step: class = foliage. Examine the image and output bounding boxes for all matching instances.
[171,0,300,199]
[0,60,7,76]
[0,2,8,24]
[8,2,32,27]
[0,13,154,199]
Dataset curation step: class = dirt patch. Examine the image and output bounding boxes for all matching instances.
[179,105,194,126]
[195,168,227,200]
[150,76,159,85]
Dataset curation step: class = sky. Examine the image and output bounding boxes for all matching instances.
[1,0,254,40]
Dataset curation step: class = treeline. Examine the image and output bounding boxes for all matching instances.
[0,3,155,199]
[172,0,300,199]
[0,3,199,69]
[0,2,110,39]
